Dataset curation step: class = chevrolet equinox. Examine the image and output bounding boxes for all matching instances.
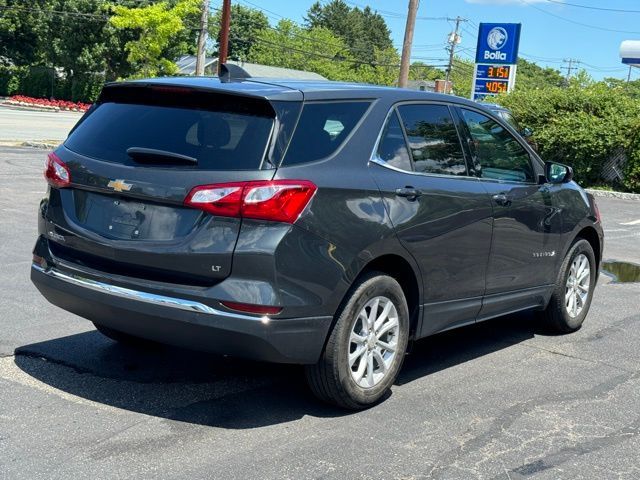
[31,77,604,409]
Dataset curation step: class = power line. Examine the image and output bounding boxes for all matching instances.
[543,0,640,14]
[0,4,109,20]
[342,0,467,22]
[520,0,640,34]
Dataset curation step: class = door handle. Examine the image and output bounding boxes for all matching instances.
[492,193,512,206]
[395,187,422,200]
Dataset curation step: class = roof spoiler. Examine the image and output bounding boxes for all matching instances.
[218,63,251,83]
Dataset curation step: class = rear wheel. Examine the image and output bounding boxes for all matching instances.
[305,272,410,409]
[93,322,155,347]
[540,239,596,333]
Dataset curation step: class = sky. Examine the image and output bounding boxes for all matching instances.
[221,0,640,81]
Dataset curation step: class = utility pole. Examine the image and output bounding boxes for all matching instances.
[217,0,232,75]
[562,58,579,82]
[398,0,419,88]
[445,16,463,90]
[195,0,209,76]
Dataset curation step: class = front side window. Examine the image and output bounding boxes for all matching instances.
[375,111,412,172]
[461,109,534,183]
[396,104,467,176]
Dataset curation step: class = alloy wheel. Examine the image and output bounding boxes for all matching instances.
[565,253,591,318]
[348,296,400,388]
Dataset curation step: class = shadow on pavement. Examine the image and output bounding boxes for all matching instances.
[13,311,543,428]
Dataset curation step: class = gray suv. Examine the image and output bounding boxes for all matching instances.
[31,77,604,409]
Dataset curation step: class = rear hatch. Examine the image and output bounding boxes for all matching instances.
[46,81,301,286]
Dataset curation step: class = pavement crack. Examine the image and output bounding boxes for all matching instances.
[517,342,637,374]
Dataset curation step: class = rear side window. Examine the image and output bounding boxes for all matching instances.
[397,104,467,176]
[65,102,274,170]
[283,101,371,165]
[461,108,534,183]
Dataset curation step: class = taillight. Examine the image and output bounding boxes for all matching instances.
[44,152,71,188]
[184,180,317,223]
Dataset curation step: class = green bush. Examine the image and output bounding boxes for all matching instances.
[496,81,640,192]
[624,125,640,192]
[0,65,103,103]
[0,65,26,96]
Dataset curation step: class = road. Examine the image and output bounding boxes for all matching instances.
[0,105,82,143]
[1,146,639,480]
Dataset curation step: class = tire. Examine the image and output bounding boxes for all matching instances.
[305,272,410,409]
[540,238,596,333]
[93,322,155,347]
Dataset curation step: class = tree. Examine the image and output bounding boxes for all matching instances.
[247,19,400,86]
[248,19,355,81]
[409,61,444,82]
[0,0,51,66]
[209,4,268,61]
[109,0,200,78]
[515,58,564,90]
[305,0,393,64]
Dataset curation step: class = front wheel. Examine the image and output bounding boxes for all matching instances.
[305,272,410,409]
[540,238,596,333]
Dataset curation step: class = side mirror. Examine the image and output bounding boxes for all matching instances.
[521,127,534,138]
[545,161,573,184]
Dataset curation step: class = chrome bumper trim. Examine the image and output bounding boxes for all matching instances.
[31,263,259,320]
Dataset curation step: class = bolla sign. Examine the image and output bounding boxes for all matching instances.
[475,23,521,66]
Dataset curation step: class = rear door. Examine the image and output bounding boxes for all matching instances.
[369,102,494,336]
[455,106,561,313]
[45,84,300,286]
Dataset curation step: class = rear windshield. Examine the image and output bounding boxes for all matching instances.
[65,102,274,170]
[282,101,371,165]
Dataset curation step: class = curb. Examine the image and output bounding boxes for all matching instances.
[0,141,59,149]
[21,141,59,150]
[0,102,84,114]
[585,188,640,201]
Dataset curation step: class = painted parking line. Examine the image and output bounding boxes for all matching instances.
[620,219,640,226]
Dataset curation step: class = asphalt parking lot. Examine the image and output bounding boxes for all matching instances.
[1,145,639,480]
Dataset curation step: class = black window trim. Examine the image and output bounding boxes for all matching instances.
[370,100,477,180]
[452,104,544,185]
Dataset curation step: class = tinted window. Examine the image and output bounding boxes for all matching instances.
[461,109,534,183]
[397,104,467,176]
[283,101,371,165]
[376,111,412,171]
[65,102,273,170]
[498,111,521,132]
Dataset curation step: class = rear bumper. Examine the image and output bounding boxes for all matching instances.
[31,263,332,364]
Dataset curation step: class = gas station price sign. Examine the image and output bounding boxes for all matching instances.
[471,23,521,101]
[473,64,514,97]
[478,64,511,79]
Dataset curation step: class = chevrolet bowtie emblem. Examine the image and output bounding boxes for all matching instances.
[107,179,133,192]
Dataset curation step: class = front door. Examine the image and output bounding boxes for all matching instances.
[369,103,494,336]
[456,107,561,316]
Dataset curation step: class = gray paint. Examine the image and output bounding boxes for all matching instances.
[31,78,604,364]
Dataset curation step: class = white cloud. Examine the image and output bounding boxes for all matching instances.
[465,0,560,4]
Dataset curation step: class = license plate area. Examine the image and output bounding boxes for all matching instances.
[72,190,201,241]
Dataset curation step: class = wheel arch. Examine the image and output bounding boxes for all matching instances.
[575,225,602,269]
[349,254,422,338]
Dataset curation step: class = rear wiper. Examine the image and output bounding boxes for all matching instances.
[126,147,197,165]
